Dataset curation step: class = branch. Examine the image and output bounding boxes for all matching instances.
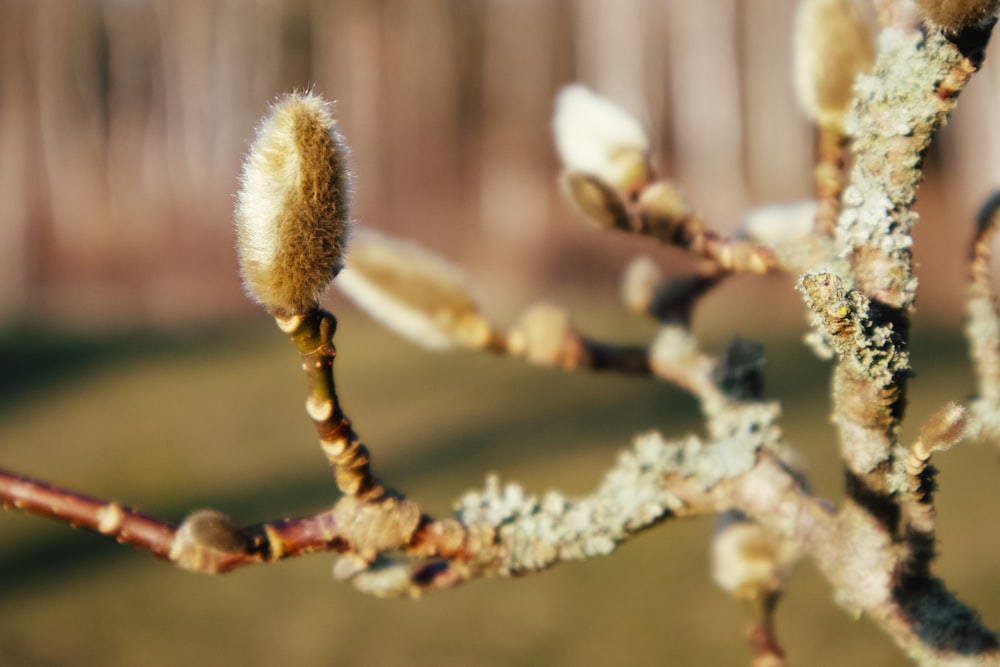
[967,190,1000,438]
[0,469,177,561]
[276,309,382,498]
[503,302,650,376]
[2,335,996,663]
[561,172,780,275]
[813,26,985,505]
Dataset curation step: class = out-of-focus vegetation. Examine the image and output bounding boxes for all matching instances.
[2,305,998,666]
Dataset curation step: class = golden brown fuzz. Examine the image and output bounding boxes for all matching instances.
[917,0,1000,31]
[336,228,490,350]
[236,92,352,315]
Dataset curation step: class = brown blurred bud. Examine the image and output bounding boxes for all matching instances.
[507,303,581,369]
[712,511,798,603]
[336,228,492,350]
[560,171,631,231]
[170,509,250,574]
[793,0,876,133]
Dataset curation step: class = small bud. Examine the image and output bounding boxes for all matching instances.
[711,511,798,603]
[236,91,353,316]
[560,171,630,230]
[552,84,651,194]
[739,200,818,247]
[793,0,875,133]
[170,509,250,574]
[637,181,693,223]
[915,402,968,458]
[916,0,1000,31]
[336,228,492,350]
[621,256,663,315]
[96,502,126,534]
[506,303,580,368]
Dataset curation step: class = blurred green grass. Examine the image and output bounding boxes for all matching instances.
[1,309,998,666]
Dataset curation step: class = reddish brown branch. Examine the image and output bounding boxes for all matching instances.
[0,467,177,560]
[0,467,417,575]
[747,594,785,667]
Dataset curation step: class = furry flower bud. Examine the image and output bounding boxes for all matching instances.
[552,84,651,194]
[793,0,875,133]
[336,228,491,350]
[236,92,352,315]
[916,0,1000,31]
[712,511,799,603]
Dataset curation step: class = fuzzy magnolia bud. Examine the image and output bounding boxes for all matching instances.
[336,228,491,350]
[236,92,352,316]
[915,402,968,458]
[740,200,818,247]
[793,0,875,133]
[711,511,798,604]
[552,84,651,194]
[916,0,1000,31]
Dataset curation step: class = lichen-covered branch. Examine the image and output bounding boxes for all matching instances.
[806,25,985,513]
[839,28,977,309]
[798,272,909,478]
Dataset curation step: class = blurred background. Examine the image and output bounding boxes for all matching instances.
[2,1,1000,665]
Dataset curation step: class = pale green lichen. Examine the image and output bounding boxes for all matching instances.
[798,272,908,388]
[452,402,780,576]
[837,29,969,309]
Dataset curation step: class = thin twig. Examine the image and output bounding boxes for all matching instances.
[0,468,176,560]
[812,127,848,237]
[276,308,382,498]
[967,190,1000,438]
